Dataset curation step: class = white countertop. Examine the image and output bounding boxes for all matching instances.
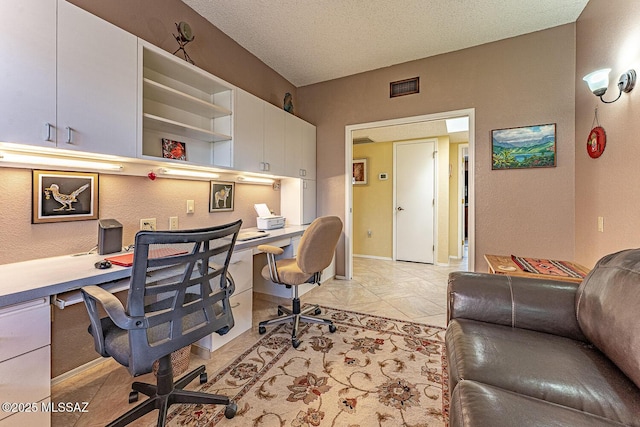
[0,225,307,307]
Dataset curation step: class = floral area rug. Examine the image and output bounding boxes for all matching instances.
[165,306,447,427]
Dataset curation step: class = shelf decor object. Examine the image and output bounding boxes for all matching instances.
[491,123,556,170]
[173,21,195,64]
[162,138,187,161]
[32,170,98,223]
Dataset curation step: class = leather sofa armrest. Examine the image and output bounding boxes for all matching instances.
[447,272,587,341]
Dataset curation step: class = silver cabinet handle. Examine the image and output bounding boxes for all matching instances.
[44,123,54,142]
[65,127,73,144]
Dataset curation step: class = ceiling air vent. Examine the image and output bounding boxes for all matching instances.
[390,77,419,98]
[353,137,375,144]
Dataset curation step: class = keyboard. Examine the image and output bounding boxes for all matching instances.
[236,231,269,241]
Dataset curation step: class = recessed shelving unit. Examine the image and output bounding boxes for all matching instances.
[139,40,234,167]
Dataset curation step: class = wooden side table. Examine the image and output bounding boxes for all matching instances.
[484,254,590,284]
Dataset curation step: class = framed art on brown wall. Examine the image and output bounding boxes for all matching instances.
[33,170,98,223]
[491,123,556,170]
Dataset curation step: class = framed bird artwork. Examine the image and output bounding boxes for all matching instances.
[32,170,99,223]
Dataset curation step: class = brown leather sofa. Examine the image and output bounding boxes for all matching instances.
[445,249,640,426]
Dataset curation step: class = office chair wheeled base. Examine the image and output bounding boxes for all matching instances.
[109,355,236,427]
[258,294,336,348]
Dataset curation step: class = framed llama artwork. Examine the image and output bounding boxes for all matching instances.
[209,181,235,212]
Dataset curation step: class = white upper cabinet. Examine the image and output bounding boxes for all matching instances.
[0,0,56,147]
[301,120,317,180]
[263,102,286,175]
[233,89,264,173]
[139,41,234,167]
[284,114,316,179]
[233,89,286,175]
[0,0,137,156]
[57,0,137,157]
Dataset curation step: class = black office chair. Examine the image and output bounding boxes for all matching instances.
[81,220,242,427]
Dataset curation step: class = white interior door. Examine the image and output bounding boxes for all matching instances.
[394,140,436,263]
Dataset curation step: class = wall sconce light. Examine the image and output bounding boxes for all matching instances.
[583,68,636,103]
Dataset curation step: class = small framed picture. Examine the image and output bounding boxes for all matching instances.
[162,138,187,161]
[352,158,368,185]
[209,181,235,212]
[33,170,98,223]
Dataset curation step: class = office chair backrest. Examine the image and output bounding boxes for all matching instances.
[296,216,343,275]
[126,220,241,375]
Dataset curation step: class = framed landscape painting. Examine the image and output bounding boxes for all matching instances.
[492,123,556,170]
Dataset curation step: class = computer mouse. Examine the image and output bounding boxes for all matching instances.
[94,260,112,269]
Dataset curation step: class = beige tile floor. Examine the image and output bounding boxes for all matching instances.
[50,255,467,426]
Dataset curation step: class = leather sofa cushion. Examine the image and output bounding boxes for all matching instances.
[450,380,627,427]
[446,318,640,426]
[577,249,640,389]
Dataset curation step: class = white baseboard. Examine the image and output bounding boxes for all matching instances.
[353,254,393,261]
[51,357,110,386]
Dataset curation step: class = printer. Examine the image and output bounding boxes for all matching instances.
[254,203,285,230]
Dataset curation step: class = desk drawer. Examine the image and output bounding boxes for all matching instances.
[195,288,252,352]
[212,249,252,295]
[228,249,252,295]
[0,346,50,421]
[0,298,50,363]
[211,288,253,350]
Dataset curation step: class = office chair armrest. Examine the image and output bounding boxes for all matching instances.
[258,245,284,284]
[257,245,284,255]
[81,285,147,331]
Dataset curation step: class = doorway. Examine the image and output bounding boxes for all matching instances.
[394,139,436,263]
[344,109,475,280]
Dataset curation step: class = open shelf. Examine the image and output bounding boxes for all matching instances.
[143,78,231,119]
[143,114,231,142]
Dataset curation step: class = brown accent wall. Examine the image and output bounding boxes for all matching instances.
[298,25,577,273]
[575,0,640,267]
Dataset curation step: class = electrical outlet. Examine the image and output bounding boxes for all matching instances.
[140,218,156,231]
[169,216,179,230]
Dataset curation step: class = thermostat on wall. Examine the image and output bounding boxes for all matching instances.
[378,173,389,180]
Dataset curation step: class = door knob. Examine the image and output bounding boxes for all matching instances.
[397,206,405,211]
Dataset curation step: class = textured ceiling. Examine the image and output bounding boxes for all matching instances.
[182,0,588,87]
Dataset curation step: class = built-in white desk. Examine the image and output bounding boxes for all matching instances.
[0,225,307,308]
[0,225,313,427]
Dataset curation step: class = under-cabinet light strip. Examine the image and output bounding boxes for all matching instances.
[0,152,124,171]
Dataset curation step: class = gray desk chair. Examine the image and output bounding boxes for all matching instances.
[257,216,343,348]
[81,220,242,427]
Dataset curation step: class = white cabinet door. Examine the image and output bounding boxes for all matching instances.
[284,114,316,179]
[301,122,317,180]
[233,89,264,173]
[0,347,50,422]
[263,102,286,175]
[56,0,137,157]
[284,114,304,177]
[0,0,56,147]
[302,179,317,224]
[281,178,316,225]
